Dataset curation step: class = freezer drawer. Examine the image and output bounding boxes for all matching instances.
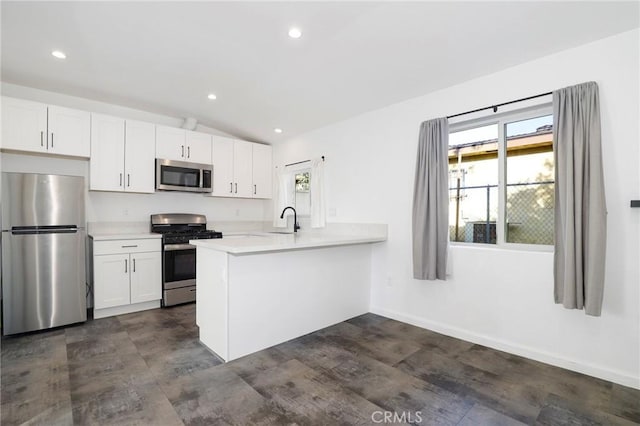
[2,229,87,335]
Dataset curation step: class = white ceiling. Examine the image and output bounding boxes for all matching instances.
[2,2,638,143]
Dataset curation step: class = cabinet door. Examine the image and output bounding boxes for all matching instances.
[155,125,185,161]
[124,120,155,193]
[94,254,131,309]
[47,105,91,157]
[233,140,253,198]
[185,131,212,164]
[211,136,235,197]
[90,114,125,191]
[130,251,162,304]
[1,97,47,153]
[252,143,273,199]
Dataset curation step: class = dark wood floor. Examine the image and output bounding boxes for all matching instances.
[1,304,638,425]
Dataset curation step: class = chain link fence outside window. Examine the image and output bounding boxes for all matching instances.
[449,181,554,245]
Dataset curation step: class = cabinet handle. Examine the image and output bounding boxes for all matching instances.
[234,183,237,194]
[181,145,185,158]
[125,259,128,273]
[121,245,138,248]
[119,173,123,187]
[40,131,44,147]
[133,258,136,273]
[230,182,233,193]
[254,184,257,195]
[50,132,54,148]
[187,146,190,158]
[127,174,130,187]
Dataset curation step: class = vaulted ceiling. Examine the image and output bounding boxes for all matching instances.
[2,2,638,143]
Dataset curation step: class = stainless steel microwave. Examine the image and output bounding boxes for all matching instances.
[156,159,212,193]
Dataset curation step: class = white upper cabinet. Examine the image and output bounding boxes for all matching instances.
[90,114,126,191]
[233,140,254,198]
[90,114,155,193]
[210,136,272,199]
[47,106,91,157]
[1,97,90,157]
[155,125,186,161]
[211,136,235,197]
[124,120,155,193]
[156,125,212,164]
[1,97,47,153]
[185,131,212,163]
[252,143,273,199]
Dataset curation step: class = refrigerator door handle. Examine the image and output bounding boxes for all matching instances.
[10,226,78,235]
[11,229,78,235]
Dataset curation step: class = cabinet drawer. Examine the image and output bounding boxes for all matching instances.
[93,238,160,255]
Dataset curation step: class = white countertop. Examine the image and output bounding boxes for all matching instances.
[89,232,162,241]
[190,232,386,254]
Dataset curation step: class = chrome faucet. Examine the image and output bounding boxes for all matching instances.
[280,206,300,233]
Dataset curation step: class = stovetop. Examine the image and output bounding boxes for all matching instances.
[160,230,223,245]
[150,214,222,245]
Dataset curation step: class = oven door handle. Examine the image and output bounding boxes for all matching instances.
[164,243,196,251]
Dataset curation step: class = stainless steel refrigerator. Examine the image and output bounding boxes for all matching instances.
[1,172,87,335]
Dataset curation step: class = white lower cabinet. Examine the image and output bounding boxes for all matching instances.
[92,237,161,318]
[94,253,131,309]
[129,251,162,304]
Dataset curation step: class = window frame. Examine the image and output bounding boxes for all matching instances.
[448,103,554,252]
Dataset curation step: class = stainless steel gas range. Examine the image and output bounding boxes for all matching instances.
[150,214,222,306]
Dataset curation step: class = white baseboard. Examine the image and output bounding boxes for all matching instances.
[370,306,640,390]
[94,300,160,319]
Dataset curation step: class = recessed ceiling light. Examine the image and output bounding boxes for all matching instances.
[207,93,217,100]
[274,128,283,134]
[51,50,66,59]
[288,27,302,39]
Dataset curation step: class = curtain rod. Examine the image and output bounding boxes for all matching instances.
[285,156,325,167]
[446,91,552,119]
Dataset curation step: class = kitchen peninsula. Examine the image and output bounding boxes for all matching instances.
[191,227,386,361]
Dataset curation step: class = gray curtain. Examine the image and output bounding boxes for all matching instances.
[412,118,449,280]
[553,81,607,316]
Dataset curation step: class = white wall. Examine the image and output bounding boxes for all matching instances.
[1,83,267,224]
[273,29,640,388]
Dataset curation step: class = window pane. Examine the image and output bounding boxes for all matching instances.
[294,172,311,216]
[505,115,554,245]
[449,124,498,244]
